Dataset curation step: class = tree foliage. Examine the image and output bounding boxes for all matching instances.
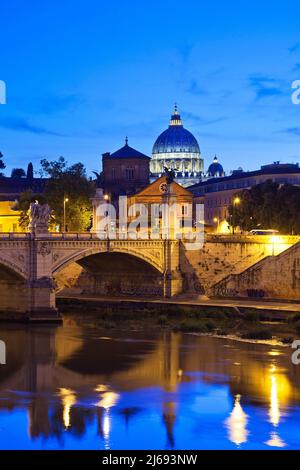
[11,168,26,178]
[40,157,94,232]
[228,180,300,234]
[0,152,5,175]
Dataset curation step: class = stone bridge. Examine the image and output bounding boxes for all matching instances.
[0,233,181,321]
[0,232,299,321]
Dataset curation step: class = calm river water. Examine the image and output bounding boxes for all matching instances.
[0,319,300,450]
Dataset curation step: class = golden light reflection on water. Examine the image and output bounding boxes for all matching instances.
[96,391,119,409]
[265,364,288,448]
[265,432,286,448]
[58,388,77,429]
[95,388,120,449]
[2,326,300,448]
[225,394,249,446]
[269,366,280,427]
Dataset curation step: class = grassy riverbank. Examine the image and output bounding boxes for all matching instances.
[58,298,300,345]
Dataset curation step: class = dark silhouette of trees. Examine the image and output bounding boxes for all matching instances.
[0,151,6,175]
[11,168,26,178]
[27,162,34,179]
[228,180,300,234]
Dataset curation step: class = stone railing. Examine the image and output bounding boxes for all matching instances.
[205,234,300,244]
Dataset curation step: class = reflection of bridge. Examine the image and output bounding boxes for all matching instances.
[0,326,182,445]
[0,234,182,320]
[0,326,299,448]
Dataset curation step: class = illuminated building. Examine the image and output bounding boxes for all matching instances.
[189,162,300,232]
[150,105,204,187]
[101,138,150,202]
[127,174,194,233]
[0,163,45,232]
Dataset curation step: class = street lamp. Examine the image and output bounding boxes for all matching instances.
[232,197,241,234]
[213,217,219,233]
[271,235,279,257]
[63,197,69,232]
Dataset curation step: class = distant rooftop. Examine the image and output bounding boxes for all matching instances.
[0,176,46,200]
[104,139,150,160]
[189,162,300,190]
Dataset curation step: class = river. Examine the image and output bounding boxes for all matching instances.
[0,318,299,450]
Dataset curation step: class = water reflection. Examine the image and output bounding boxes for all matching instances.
[265,364,287,448]
[0,323,299,449]
[269,365,280,427]
[59,388,77,429]
[225,395,248,446]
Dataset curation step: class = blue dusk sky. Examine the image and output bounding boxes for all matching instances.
[0,0,300,177]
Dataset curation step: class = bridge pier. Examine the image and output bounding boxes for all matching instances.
[27,277,60,322]
[163,240,183,298]
[27,239,61,323]
[163,272,183,298]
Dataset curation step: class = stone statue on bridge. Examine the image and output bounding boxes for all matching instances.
[164,167,176,184]
[28,201,52,235]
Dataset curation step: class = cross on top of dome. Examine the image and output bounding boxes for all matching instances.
[170,103,182,126]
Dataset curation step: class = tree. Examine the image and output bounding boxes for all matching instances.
[11,168,26,178]
[27,162,34,179]
[0,152,5,176]
[228,180,300,234]
[40,157,94,232]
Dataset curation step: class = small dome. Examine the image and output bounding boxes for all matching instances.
[207,156,224,178]
[152,106,200,155]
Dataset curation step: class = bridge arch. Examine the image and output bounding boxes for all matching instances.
[0,257,27,281]
[52,247,164,276]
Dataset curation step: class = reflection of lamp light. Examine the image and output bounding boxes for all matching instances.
[96,391,119,409]
[269,364,280,427]
[225,394,248,446]
[95,389,119,450]
[265,431,286,448]
[59,388,76,429]
[95,384,108,393]
[264,364,288,448]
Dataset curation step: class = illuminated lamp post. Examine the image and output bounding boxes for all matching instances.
[232,197,241,234]
[213,216,220,233]
[271,235,279,257]
[63,197,69,232]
